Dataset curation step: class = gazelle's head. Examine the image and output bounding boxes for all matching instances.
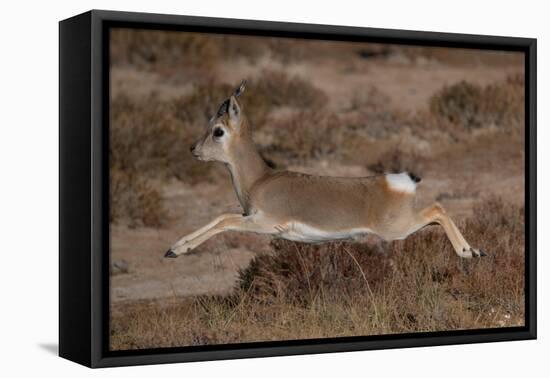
[190,80,249,163]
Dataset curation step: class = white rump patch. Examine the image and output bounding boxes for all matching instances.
[385,172,417,194]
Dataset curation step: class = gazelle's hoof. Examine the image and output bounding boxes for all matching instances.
[164,249,177,258]
[462,247,487,258]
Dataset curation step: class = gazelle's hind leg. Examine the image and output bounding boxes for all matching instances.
[412,203,486,258]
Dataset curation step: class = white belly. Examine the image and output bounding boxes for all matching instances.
[278,222,371,243]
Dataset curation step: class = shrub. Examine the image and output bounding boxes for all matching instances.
[481,74,525,130]
[218,35,266,63]
[110,167,164,227]
[429,81,485,130]
[238,239,393,305]
[260,111,342,161]
[257,105,412,164]
[428,74,524,132]
[265,38,311,63]
[267,39,366,64]
[111,29,268,77]
[348,86,391,112]
[111,93,210,181]
[110,28,219,72]
[237,196,524,322]
[367,148,424,175]
[110,93,213,225]
[252,70,328,110]
[180,71,328,128]
[110,197,525,349]
[177,81,234,124]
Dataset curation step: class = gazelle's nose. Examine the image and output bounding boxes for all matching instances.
[190,144,199,158]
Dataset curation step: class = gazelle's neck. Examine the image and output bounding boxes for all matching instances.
[226,135,270,214]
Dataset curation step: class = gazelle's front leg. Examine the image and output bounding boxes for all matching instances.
[165,213,241,257]
[164,213,276,258]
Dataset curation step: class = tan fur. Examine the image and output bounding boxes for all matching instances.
[166,86,484,259]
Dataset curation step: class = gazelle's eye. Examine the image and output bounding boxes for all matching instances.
[213,128,224,138]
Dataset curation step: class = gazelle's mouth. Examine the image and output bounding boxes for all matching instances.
[164,249,178,258]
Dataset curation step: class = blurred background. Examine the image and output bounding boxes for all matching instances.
[109,28,525,350]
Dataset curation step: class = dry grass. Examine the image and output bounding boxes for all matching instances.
[260,74,525,167]
[111,94,197,179]
[110,93,213,225]
[350,44,525,68]
[252,70,328,110]
[428,74,524,132]
[348,85,391,112]
[393,46,524,67]
[177,81,235,124]
[256,106,412,164]
[181,70,328,126]
[110,29,265,79]
[110,167,164,228]
[110,197,524,350]
[260,111,343,161]
[112,28,524,72]
[110,29,219,81]
[255,89,411,164]
[367,148,425,175]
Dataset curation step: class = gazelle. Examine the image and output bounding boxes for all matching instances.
[164,81,486,259]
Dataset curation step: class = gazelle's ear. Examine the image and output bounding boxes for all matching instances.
[228,96,241,127]
[234,80,246,98]
[215,99,229,118]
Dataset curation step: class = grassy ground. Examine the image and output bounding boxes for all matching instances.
[109,28,525,350]
[111,198,524,350]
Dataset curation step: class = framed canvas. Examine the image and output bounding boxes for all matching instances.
[59,10,537,368]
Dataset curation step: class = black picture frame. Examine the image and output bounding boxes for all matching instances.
[59,9,537,368]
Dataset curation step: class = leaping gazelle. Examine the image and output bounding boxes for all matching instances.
[164,81,486,259]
